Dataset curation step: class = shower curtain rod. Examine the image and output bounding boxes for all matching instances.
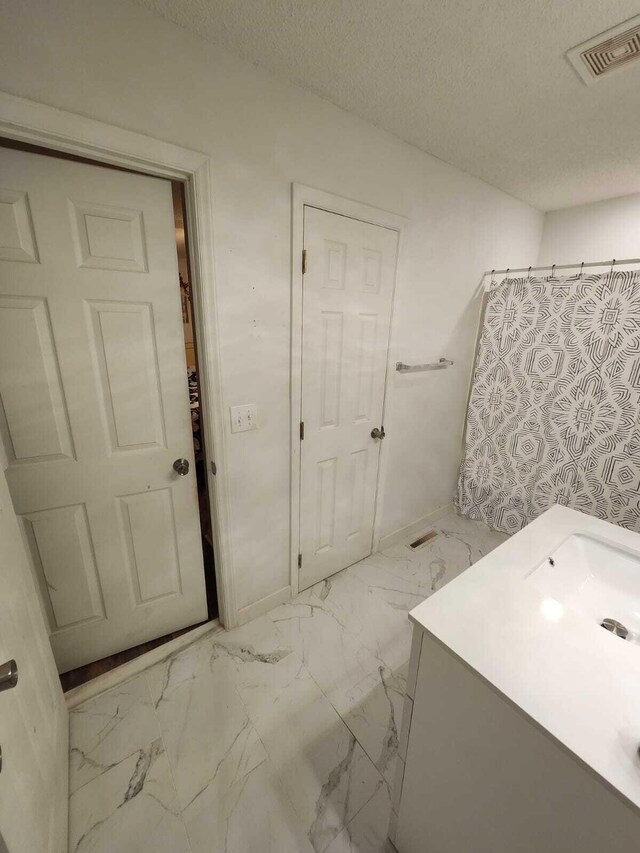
[482,256,640,280]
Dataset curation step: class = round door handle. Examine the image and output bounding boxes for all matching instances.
[173,458,190,476]
[371,426,386,440]
[0,659,18,694]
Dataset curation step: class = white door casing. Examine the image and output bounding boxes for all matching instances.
[0,147,207,671]
[299,206,398,589]
[0,90,236,631]
[0,464,68,853]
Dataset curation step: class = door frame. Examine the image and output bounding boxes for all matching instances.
[0,91,238,628]
[290,183,406,595]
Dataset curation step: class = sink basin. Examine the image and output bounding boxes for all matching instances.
[527,532,640,642]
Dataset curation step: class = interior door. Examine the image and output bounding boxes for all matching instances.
[299,206,398,589]
[0,147,207,672]
[0,464,68,853]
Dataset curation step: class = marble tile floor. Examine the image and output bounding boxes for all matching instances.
[68,511,507,853]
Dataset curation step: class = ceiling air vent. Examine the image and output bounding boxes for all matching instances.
[567,14,640,84]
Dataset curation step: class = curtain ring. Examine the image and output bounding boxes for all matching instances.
[527,265,532,281]
[551,264,556,279]
[579,261,584,280]
[610,258,616,275]
[505,268,510,283]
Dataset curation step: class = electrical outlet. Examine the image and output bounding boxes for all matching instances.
[230,403,258,433]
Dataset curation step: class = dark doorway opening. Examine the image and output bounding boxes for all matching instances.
[172,181,219,623]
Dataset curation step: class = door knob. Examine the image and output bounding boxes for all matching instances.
[371,426,386,440]
[173,458,190,476]
[0,660,18,693]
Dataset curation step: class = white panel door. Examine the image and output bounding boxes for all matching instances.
[0,147,207,671]
[299,206,398,589]
[0,465,68,853]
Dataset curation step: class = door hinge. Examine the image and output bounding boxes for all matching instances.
[300,421,305,440]
[210,460,217,475]
[302,249,307,275]
[298,553,302,569]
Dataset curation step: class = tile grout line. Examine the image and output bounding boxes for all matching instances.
[295,650,391,846]
[141,667,195,853]
[141,633,303,851]
[272,607,398,789]
[249,604,388,850]
[267,611,391,837]
[211,654,311,846]
[68,675,163,797]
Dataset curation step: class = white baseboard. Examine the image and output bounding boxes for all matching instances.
[236,585,292,626]
[65,619,223,709]
[377,503,455,552]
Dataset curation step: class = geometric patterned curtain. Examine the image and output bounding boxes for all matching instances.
[456,271,640,534]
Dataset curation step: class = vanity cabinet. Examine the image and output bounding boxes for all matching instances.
[391,626,640,852]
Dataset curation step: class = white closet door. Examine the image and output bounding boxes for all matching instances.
[0,465,68,853]
[299,206,398,590]
[0,147,207,671]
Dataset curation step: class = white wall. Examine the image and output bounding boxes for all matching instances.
[539,193,640,266]
[0,0,544,617]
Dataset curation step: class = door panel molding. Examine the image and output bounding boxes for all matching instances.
[0,294,76,464]
[290,183,406,595]
[86,299,168,453]
[117,487,182,605]
[0,91,237,627]
[22,502,107,632]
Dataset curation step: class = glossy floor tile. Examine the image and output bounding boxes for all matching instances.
[68,511,506,852]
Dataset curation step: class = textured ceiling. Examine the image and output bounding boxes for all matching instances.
[132,0,640,210]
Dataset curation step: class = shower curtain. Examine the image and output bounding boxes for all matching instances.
[456,270,640,534]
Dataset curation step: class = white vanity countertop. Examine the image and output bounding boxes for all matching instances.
[409,505,640,814]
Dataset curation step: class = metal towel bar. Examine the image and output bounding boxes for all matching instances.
[396,358,454,373]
